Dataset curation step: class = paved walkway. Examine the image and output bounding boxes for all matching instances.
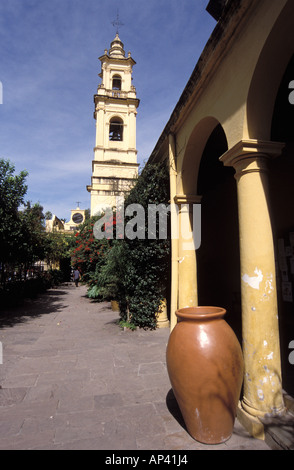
[0,283,270,450]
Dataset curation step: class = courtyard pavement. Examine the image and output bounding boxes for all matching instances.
[0,283,271,451]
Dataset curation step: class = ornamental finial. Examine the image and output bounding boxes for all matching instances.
[111,9,124,35]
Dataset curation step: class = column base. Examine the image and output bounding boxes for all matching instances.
[156,300,170,329]
[237,402,266,440]
[237,397,287,441]
[241,395,285,418]
[157,319,170,329]
[283,391,294,414]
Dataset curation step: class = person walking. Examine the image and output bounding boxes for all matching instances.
[73,268,80,287]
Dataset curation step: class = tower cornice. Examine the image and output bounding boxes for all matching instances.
[94,93,140,108]
[98,54,136,67]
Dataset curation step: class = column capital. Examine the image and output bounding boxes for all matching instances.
[220,139,285,177]
[174,194,202,205]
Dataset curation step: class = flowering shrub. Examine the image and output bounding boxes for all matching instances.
[94,161,171,329]
[71,216,112,286]
[71,161,170,329]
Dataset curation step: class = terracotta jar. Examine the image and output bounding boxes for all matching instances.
[166,306,243,445]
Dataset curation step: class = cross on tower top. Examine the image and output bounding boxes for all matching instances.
[111,10,124,35]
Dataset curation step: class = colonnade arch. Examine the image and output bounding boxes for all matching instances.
[181,116,220,195]
[179,119,241,340]
[246,1,294,140]
[196,124,241,341]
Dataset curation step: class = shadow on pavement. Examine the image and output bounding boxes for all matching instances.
[166,388,187,431]
[0,288,68,329]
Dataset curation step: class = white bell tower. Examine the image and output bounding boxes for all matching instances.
[87,33,140,215]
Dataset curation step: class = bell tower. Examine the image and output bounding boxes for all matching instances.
[87,33,140,215]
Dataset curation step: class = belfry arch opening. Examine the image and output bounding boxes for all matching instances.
[109,117,123,141]
[112,74,122,90]
[196,124,241,340]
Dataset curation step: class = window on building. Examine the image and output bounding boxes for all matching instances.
[112,75,122,90]
[109,117,123,141]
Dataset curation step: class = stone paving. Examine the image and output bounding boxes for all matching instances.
[0,283,271,450]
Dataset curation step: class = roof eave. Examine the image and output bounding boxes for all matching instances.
[148,0,254,164]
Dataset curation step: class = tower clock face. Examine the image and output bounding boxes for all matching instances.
[72,213,84,224]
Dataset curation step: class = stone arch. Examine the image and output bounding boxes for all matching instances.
[180,117,241,338]
[246,1,294,140]
[197,123,241,339]
[181,116,221,195]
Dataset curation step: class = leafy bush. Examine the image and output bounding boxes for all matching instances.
[71,161,170,330]
[120,160,170,329]
[96,161,170,329]
[87,285,101,299]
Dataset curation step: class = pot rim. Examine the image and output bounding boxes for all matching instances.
[176,306,226,321]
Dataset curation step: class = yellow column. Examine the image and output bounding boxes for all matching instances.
[168,134,179,331]
[175,195,200,313]
[221,140,285,423]
[95,107,105,148]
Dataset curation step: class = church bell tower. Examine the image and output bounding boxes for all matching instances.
[87,33,140,215]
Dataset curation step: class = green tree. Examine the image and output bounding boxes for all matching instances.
[0,159,28,282]
[44,231,75,271]
[91,239,128,303]
[121,160,171,329]
[17,201,46,270]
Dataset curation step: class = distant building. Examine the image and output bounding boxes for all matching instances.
[45,214,65,233]
[63,206,86,231]
[45,206,86,233]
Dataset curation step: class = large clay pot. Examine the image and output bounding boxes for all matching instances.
[166,306,243,445]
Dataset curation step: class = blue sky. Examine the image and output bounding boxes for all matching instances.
[0,0,216,220]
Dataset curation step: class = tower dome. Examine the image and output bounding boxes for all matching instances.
[109,34,125,58]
